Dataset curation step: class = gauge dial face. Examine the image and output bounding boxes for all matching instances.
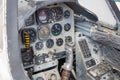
[25,14,34,26]
[36,77,44,80]
[64,23,71,31]
[50,74,57,80]
[46,39,54,48]
[65,36,72,42]
[21,48,34,66]
[35,41,43,50]
[51,23,62,36]
[56,38,63,46]
[21,28,36,44]
[38,26,50,40]
[64,10,70,18]
[22,52,33,62]
[38,9,49,24]
[51,7,63,21]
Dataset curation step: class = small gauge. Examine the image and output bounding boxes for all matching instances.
[51,23,62,36]
[21,48,34,66]
[51,7,63,21]
[21,28,36,44]
[56,7,63,15]
[38,25,50,40]
[35,41,43,50]
[56,38,63,46]
[64,10,70,18]
[65,36,72,42]
[55,7,63,21]
[50,74,57,80]
[64,23,71,31]
[46,39,54,48]
[36,77,44,80]
[38,9,49,24]
[22,53,32,62]
[25,14,34,26]
[51,8,56,19]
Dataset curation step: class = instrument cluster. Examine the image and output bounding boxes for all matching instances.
[19,3,75,72]
[36,6,63,24]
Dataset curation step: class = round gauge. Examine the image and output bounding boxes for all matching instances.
[56,7,63,15]
[51,8,56,19]
[38,9,49,24]
[35,41,43,50]
[22,52,33,62]
[36,77,44,80]
[51,23,62,36]
[50,74,57,80]
[25,15,34,26]
[56,38,63,46]
[38,25,50,40]
[21,28,36,44]
[46,39,54,48]
[64,10,70,18]
[64,23,71,31]
[65,36,72,42]
[51,7,63,21]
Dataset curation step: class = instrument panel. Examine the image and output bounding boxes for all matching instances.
[19,3,75,73]
[17,1,120,80]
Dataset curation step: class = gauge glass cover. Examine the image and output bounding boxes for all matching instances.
[51,23,62,36]
[56,38,63,46]
[46,39,54,48]
[38,25,50,40]
[35,41,43,50]
[38,9,49,24]
[64,23,71,31]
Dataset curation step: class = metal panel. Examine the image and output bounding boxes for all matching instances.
[6,0,30,80]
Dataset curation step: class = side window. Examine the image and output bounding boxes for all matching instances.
[114,0,120,10]
[0,0,3,50]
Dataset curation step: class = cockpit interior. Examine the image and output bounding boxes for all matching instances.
[1,0,120,80]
